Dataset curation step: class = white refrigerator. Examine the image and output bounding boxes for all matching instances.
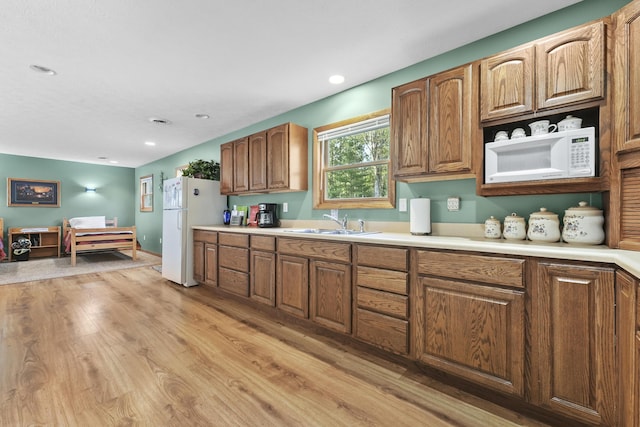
[162,176,226,287]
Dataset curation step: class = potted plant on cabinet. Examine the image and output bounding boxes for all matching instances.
[181,159,220,181]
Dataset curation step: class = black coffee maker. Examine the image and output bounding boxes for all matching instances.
[257,203,280,228]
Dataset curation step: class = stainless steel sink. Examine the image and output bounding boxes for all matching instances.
[283,228,380,236]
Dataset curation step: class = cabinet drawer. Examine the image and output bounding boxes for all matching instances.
[357,287,408,319]
[356,266,408,295]
[218,246,249,272]
[219,267,249,297]
[355,309,408,355]
[194,230,217,244]
[417,250,525,288]
[251,235,275,251]
[218,232,249,248]
[356,245,408,271]
[278,238,350,263]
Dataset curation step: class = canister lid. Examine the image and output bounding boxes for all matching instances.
[565,201,602,216]
[530,207,558,218]
[485,215,500,224]
[504,212,524,221]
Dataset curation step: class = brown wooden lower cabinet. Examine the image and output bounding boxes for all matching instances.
[218,233,249,297]
[310,260,351,333]
[414,276,525,397]
[530,261,616,426]
[193,239,205,283]
[250,234,277,306]
[354,245,409,355]
[276,254,309,318]
[251,250,276,306]
[618,270,639,427]
[193,230,217,288]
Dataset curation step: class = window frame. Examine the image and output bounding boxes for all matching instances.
[313,108,395,209]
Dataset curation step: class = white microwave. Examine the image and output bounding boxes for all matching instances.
[484,127,596,184]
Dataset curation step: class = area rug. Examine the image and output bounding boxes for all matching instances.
[0,250,161,285]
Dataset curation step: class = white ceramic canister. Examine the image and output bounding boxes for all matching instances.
[503,213,526,240]
[527,207,561,242]
[562,201,605,245]
[557,115,583,131]
[484,216,502,239]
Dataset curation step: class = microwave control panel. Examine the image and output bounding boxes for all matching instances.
[569,135,594,176]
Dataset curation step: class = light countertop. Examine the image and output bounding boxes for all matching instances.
[193,223,640,279]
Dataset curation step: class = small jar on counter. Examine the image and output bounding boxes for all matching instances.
[503,213,526,240]
[484,216,502,239]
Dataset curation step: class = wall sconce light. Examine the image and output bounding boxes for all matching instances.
[85,187,97,192]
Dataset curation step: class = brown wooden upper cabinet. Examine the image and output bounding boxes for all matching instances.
[220,137,248,194]
[480,21,605,122]
[221,123,308,195]
[391,63,475,181]
[249,131,267,191]
[613,1,640,154]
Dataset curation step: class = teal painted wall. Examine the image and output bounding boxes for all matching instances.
[135,0,626,254]
[0,153,135,243]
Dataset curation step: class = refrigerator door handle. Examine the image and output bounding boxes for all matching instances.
[177,211,182,230]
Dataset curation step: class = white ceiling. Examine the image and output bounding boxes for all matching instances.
[1,0,581,168]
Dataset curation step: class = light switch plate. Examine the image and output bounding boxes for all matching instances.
[447,197,460,211]
[399,198,407,212]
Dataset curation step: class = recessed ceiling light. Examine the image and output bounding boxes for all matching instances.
[145,141,156,146]
[195,114,210,119]
[30,64,57,75]
[329,75,345,84]
[148,117,171,125]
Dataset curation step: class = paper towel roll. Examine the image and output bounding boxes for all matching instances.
[410,198,431,235]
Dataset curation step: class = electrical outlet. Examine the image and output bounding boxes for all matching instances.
[159,237,162,244]
[331,209,339,218]
[447,197,460,211]
[143,235,146,240]
[283,202,288,213]
[398,198,407,212]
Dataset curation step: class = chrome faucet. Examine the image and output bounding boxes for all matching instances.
[323,213,348,230]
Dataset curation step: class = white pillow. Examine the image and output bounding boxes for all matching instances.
[69,216,106,229]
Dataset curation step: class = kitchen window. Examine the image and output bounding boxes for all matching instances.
[313,109,395,209]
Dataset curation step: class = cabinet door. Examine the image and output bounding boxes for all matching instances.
[414,276,525,397]
[428,64,473,173]
[530,261,616,426]
[277,254,309,318]
[193,240,205,283]
[391,79,428,177]
[204,243,217,287]
[233,137,249,193]
[267,123,289,190]
[617,270,638,427]
[536,21,604,111]
[614,1,640,153]
[309,260,351,333]
[220,142,234,195]
[480,45,535,121]
[251,250,275,306]
[249,131,268,191]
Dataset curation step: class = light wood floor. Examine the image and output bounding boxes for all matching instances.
[0,266,552,426]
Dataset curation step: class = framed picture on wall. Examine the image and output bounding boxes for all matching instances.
[140,174,153,212]
[7,178,61,207]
